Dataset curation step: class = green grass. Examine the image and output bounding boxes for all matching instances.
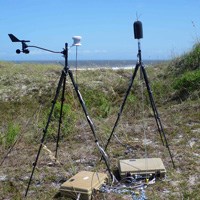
[169,43,200,74]
[5,123,20,149]
[0,58,200,199]
[39,102,77,141]
[173,69,200,100]
[166,43,200,102]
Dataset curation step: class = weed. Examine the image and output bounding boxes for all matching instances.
[172,69,200,100]
[173,69,200,91]
[38,101,77,141]
[0,58,200,199]
[81,88,111,118]
[1,181,22,200]
[1,122,20,149]
[169,43,200,75]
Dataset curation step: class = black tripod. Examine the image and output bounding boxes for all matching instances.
[103,35,175,169]
[24,43,114,196]
[8,34,114,197]
[26,43,115,196]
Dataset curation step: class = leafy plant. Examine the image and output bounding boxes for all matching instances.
[38,101,77,141]
[2,122,20,149]
[82,89,111,118]
[173,69,200,91]
[170,43,200,75]
[172,69,200,101]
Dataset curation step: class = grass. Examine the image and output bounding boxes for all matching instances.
[169,43,200,74]
[1,122,20,149]
[0,55,200,200]
[172,69,200,101]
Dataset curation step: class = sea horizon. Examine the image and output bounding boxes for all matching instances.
[11,59,169,69]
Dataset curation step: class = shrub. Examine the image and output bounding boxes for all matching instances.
[173,69,200,91]
[82,89,111,118]
[1,123,20,149]
[170,43,200,75]
[172,69,200,101]
[39,101,77,141]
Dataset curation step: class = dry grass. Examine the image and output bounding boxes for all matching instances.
[0,61,199,199]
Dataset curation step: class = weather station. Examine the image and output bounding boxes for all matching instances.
[8,33,112,198]
[6,20,175,200]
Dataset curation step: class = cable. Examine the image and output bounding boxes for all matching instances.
[99,178,149,200]
[76,193,81,200]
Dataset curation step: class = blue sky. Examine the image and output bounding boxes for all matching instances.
[1,0,200,61]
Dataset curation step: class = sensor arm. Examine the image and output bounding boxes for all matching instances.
[27,45,63,54]
[8,34,81,55]
[8,34,63,55]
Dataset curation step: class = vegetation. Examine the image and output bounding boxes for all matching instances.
[0,43,200,200]
[169,43,200,74]
[0,122,20,149]
[167,43,200,101]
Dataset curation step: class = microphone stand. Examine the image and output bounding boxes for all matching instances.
[103,22,175,169]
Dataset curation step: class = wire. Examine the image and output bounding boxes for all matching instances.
[99,177,149,200]
[76,193,81,200]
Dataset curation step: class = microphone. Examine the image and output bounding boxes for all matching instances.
[133,21,143,39]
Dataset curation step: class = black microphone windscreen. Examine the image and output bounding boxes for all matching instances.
[133,21,143,39]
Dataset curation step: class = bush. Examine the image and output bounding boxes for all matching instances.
[173,69,200,91]
[39,101,77,141]
[171,69,200,101]
[1,123,20,149]
[169,43,200,76]
[82,89,111,118]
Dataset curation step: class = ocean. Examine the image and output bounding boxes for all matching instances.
[14,60,168,70]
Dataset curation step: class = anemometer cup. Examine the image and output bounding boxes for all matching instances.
[16,49,29,54]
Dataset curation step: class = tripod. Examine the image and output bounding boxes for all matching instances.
[103,40,175,168]
[24,43,113,197]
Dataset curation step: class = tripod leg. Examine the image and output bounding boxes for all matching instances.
[140,65,175,168]
[25,70,66,197]
[67,70,114,180]
[55,74,66,160]
[140,66,165,146]
[140,65,165,144]
[104,64,140,152]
